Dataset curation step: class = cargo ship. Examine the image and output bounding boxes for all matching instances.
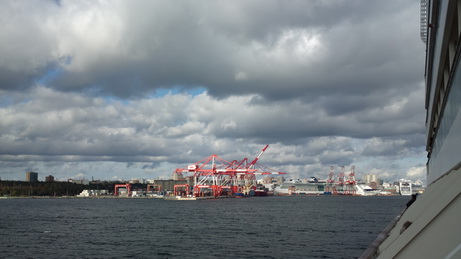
[361,1,461,257]
[273,181,325,195]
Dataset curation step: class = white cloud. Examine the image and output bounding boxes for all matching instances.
[406,166,426,179]
[235,72,249,81]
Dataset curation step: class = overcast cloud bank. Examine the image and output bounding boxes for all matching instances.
[0,0,426,183]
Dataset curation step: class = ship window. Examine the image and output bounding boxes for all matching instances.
[429,6,461,165]
[430,47,461,163]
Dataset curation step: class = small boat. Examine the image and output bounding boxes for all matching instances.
[234,192,246,198]
[254,189,268,196]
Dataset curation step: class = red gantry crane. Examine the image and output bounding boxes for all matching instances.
[325,166,335,194]
[174,145,285,198]
[325,165,358,195]
[114,183,132,197]
[335,166,346,195]
[344,165,357,195]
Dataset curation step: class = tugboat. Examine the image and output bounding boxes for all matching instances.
[254,185,270,196]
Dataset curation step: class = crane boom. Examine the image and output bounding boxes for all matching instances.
[248,145,269,169]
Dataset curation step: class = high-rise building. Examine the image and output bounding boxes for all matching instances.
[45,175,54,182]
[26,172,38,182]
[365,174,377,184]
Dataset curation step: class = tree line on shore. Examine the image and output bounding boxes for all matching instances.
[0,180,146,197]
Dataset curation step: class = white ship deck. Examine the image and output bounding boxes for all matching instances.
[374,168,461,258]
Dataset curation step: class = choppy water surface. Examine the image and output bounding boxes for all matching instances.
[0,196,408,258]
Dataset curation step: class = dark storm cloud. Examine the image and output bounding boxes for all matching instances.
[1,1,422,102]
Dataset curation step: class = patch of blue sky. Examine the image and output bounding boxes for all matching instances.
[102,95,131,105]
[36,56,71,86]
[152,86,207,98]
[187,87,207,96]
[36,68,61,85]
[154,87,181,97]
[95,86,207,105]
[0,90,33,107]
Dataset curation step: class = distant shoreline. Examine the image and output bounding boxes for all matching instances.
[1,194,404,199]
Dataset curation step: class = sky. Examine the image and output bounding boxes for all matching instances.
[0,0,427,184]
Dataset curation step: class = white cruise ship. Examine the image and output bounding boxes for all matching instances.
[355,184,381,196]
[398,179,412,196]
[361,0,461,258]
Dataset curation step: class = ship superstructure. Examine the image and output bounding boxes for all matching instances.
[361,1,461,257]
[398,179,412,196]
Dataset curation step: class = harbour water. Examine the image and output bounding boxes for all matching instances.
[0,196,408,258]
